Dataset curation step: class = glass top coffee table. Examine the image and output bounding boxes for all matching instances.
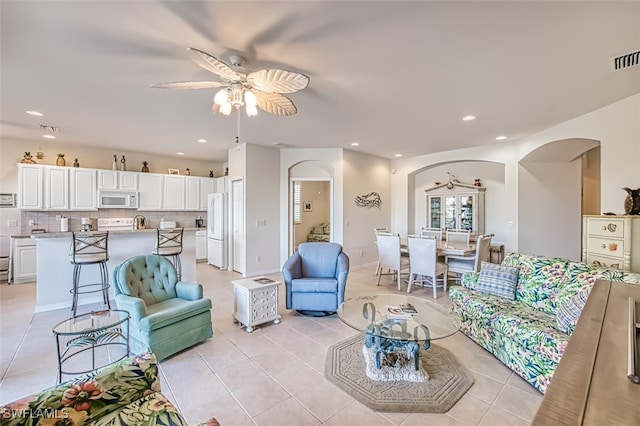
[337,294,460,376]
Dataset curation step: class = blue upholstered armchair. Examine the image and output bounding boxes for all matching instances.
[282,242,350,315]
[113,255,213,360]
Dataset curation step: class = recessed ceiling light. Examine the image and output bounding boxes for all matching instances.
[462,115,476,121]
[176,152,185,156]
[351,142,360,146]
[42,134,55,139]
[26,110,44,117]
[197,139,207,143]
[496,135,508,140]
[394,154,402,157]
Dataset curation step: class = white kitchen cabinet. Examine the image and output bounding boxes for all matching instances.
[138,173,164,210]
[163,175,185,210]
[185,177,201,210]
[44,166,69,210]
[582,215,640,272]
[215,176,227,193]
[98,170,138,191]
[70,168,97,210]
[425,183,485,236]
[18,164,43,210]
[200,177,215,210]
[195,230,207,261]
[12,237,36,284]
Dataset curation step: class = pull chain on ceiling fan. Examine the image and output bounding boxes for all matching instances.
[152,47,310,117]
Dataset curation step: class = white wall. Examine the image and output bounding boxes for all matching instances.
[342,150,391,267]
[392,93,640,257]
[518,160,582,260]
[280,149,344,265]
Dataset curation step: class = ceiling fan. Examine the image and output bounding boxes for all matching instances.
[151,47,310,117]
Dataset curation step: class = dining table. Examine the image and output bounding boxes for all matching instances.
[402,235,476,257]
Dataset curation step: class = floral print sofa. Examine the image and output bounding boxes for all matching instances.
[449,252,640,394]
[0,353,219,426]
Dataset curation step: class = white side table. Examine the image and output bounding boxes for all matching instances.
[232,277,281,333]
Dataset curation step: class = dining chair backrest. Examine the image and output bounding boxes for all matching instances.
[420,227,443,241]
[375,233,402,269]
[476,234,493,267]
[373,227,390,235]
[407,235,437,277]
[446,229,471,244]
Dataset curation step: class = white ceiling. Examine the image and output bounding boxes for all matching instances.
[1,1,638,163]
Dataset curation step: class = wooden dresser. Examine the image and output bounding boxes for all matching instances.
[532,280,640,425]
[582,215,640,272]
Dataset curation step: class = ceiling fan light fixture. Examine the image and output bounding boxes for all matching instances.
[244,90,258,116]
[213,88,228,105]
[219,102,232,115]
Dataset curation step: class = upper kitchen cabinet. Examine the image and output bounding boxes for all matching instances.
[138,173,164,210]
[163,175,185,210]
[18,164,43,210]
[44,166,69,210]
[425,183,485,236]
[70,168,97,210]
[185,177,201,211]
[200,177,215,209]
[98,170,138,191]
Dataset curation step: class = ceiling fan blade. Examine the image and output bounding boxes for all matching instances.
[151,81,227,89]
[254,91,298,116]
[247,69,310,94]
[188,47,245,81]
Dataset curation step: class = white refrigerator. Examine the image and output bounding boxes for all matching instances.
[207,192,227,269]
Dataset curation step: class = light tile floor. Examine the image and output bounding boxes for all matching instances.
[0,263,542,425]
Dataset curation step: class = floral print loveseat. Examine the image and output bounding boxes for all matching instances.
[449,252,640,394]
[0,353,219,426]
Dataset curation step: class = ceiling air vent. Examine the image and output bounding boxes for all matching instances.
[39,124,60,133]
[609,49,640,71]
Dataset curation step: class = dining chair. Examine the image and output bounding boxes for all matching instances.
[407,236,448,298]
[445,229,471,244]
[373,227,390,275]
[420,227,443,241]
[446,233,493,285]
[375,233,409,291]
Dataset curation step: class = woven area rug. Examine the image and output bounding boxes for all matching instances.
[325,335,473,413]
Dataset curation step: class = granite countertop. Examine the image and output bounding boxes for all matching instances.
[29,227,202,239]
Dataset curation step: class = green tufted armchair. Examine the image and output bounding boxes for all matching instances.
[113,255,213,360]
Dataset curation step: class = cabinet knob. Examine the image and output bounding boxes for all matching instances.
[601,244,607,249]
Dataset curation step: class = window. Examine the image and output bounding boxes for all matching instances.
[293,181,301,224]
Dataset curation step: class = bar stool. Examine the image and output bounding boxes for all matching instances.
[69,231,110,316]
[152,228,183,280]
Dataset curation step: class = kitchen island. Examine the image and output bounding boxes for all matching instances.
[32,229,197,312]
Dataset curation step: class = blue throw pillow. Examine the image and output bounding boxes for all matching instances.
[556,287,590,334]
[476,262,518,300]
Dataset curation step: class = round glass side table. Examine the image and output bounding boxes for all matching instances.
[52,309,130,383]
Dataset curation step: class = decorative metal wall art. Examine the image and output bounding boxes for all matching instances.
[355,192,382,209]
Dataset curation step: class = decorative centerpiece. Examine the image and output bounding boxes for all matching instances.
[56,153,65,166]
[73,158,80,167]
[141,161,149,173]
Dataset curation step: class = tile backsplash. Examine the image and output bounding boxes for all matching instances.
[20,210,206,233]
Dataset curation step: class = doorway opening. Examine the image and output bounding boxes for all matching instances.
[290,179,332,254]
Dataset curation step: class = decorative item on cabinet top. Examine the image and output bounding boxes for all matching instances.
[21,152,36,164]
[141,161,149,173]
[56,153,65,166]
[623,187,640,215]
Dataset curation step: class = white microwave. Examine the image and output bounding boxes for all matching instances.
[98,191,139,209]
